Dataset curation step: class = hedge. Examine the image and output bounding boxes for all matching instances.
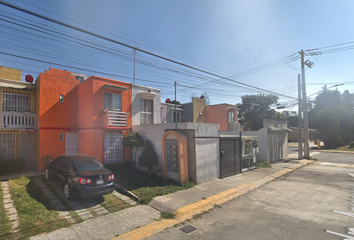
[0,158,25,175]
[104,161,131,172]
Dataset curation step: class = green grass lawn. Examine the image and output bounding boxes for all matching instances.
[114,169,195,204]
[0,183,13,240]
[101,194,131,212]
[9,176,72,240]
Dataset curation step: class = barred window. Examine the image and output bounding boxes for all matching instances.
[3,93,29,112]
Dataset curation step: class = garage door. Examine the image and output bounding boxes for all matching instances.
[220,138,242,178]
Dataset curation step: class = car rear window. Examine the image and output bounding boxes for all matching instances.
[72,157,104,171]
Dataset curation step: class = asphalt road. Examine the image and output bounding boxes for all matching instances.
[147,164,354,240]
[313,152,354,164]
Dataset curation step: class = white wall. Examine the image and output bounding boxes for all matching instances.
[132,122,220,183]
[242,128,269,162]
[131,84,161,125]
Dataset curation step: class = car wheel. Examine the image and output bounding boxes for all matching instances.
[45,168,51,181]
[63,182,73,200]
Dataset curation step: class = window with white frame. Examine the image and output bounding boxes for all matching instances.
[172,111,181,122]
[3,93,29,112]
[140,99,153,124]
[228,111,235,123]
[104,93,122,112]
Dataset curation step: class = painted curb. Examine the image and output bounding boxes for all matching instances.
[112,160,312,240]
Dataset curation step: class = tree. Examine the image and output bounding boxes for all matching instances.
[122,132,144,170]
[138,139,158,172]
[237,94,279,130]
[309,87,354,148]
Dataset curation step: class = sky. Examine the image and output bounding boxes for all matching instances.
[1,0,354,110]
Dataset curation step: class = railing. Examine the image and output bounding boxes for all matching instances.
[1,111,37,129]
[108,111,127,127]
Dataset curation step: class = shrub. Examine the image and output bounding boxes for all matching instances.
[0,158,25,175]
[122,132,144,170]
[349,141,354,149]
[104,161,131,171]
[138,139,158,172]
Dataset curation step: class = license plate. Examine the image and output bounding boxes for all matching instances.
[96,179,104,185]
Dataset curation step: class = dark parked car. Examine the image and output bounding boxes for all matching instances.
[45,154,115,199]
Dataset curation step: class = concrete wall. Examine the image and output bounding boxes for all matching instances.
[192,98,206,123]
[181,102,193,122]
[131,84,161,125]
[242,128,269,162]
[133,122,220,183]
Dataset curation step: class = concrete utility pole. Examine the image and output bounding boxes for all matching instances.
[297,74,303,159]
[300,50,312,159]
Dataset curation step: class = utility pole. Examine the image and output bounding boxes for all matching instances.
[297,74,303,159]
[133,48,136,84]
[175,81,177,130]
[300,50,313,159]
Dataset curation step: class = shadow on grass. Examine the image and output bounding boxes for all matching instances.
[113,169,195,205]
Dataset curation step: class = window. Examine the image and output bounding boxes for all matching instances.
[59,133,63,141]
[140,99,153,124]
[228,111,235,123]
[172,111,181,122]
[0,132,15,160]
[75,75,84,83]
[3,93,29,112]
[104,93,122,112]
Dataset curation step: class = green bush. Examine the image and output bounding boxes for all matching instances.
[0,158,25,175]
[349,141,354,149]
[138,139,158,172]
[104,161,131,171]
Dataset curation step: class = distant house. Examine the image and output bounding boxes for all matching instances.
[205,103,240,131]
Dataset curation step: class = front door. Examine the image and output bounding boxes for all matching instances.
[104,132,123,163]
[65,132,78,154]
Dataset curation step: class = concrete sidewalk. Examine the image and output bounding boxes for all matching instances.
[30,157,313,240]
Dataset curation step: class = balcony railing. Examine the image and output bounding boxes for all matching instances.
[108,111,127,127]
[1,111,37,129]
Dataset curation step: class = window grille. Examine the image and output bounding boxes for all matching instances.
[104,132,123,163]
[0,132,15,160]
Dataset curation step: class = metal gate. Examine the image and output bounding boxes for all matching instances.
[65,132,78,154]
[220,138,242,178]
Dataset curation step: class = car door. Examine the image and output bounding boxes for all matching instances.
[49,157,62,182]
[56,157,71,184]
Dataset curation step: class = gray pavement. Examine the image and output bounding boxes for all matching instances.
[147,164,354,240]
[29,154,316,240]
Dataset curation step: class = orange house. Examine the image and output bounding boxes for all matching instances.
[36,68,132,170]
[205,103,239,131]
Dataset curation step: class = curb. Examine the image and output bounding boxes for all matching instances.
[313,162,354,168]
[315,150,354,154]
[112,159,312,240]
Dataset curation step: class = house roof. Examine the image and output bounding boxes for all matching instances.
[103,84,129,91]
[0,78,36,90]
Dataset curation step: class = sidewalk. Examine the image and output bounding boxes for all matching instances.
[30,157,313,240]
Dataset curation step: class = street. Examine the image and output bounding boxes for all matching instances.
[147,159,354,239]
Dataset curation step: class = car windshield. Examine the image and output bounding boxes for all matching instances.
[72,157,104,172]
